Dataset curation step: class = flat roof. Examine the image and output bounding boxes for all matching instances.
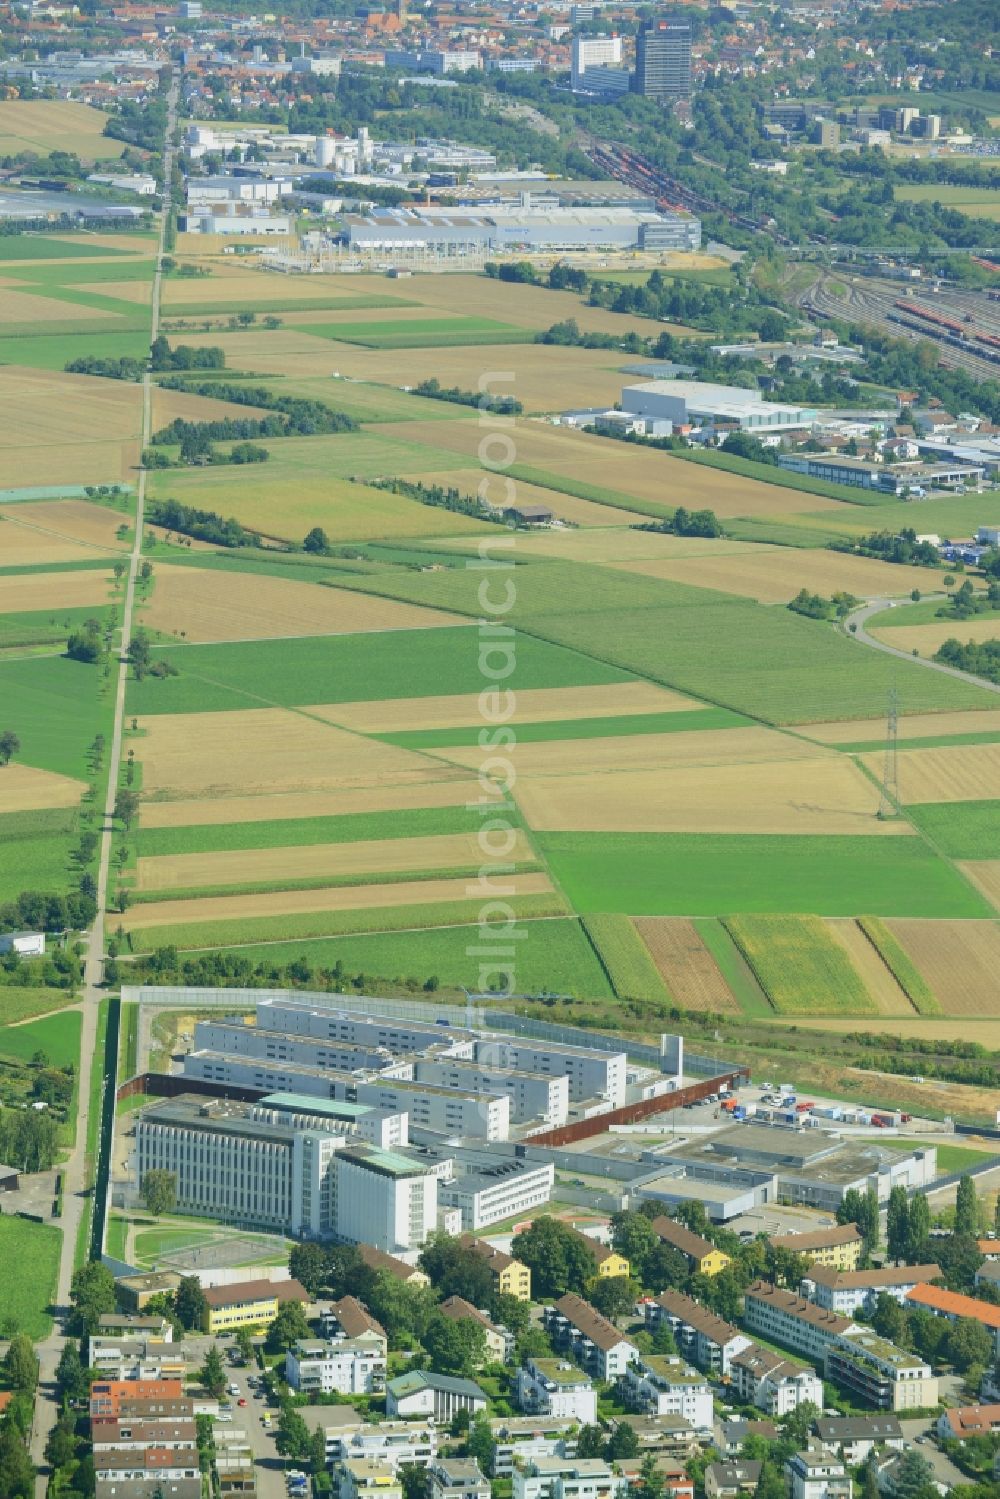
[259,1093,372,1119]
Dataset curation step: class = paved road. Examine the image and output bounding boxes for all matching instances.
[842,595,1000,694]
[219,1354,287,1499]
[30,74,178,1495]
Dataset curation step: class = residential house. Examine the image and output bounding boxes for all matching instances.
[320,1297,387,1353]
[784,1448,852,1499]
[338,1460,403,1499]
[428,1459,490,1499]
[358,1246,430,1287]
[512,1457,626,1499]
[643,1290,751,1375]
[458,1236,531,1301]
[802,1263,941,1317]
[285,1339,387,1396]
[905,1284,1000,1355]
[936,1405,1000,1441]
[620,1354,713,1434]
[438,1296,510,1363]
[543,1294,637,1382]
[515,1359,597,1424]
[768,1225,863,1271]
[386,1371,487,1423]
[650,1217,730,1277]
[566,1227,629,1280]
[704,1463,761,1499]
[718,1422,779,1458]
[729,1344,823,1417]
[813,1417,903,1464]
[489,1418,579,1480]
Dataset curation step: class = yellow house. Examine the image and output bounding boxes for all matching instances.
[460,1235,532,1301]
[769,1224,863,1271]
[651,1216,730,1278]
[570,1226,630,1280]
[201,1277,308,1335]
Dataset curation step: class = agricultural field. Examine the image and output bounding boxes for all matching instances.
[631,918,739,1011]
[884,920,1000,1016]
[0,100,124,159]
[725,914,876,1015]
[895,183,1000,218]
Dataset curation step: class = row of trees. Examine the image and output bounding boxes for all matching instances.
[413,379,523,416]
[788,588,858,621]
[0,889,97,937]
[146,498,249,549]
[936,637,1000,684]
[149,336,225,372]
[830,528,941,568]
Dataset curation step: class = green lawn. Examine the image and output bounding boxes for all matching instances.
[863,1139,999,1174]
[125,627,631,716]
[906,800,1000,859]
[0,1008,81,1069]
[0,653,112,777]
[255,377,460,425]
[537,833,994,918]
[531,601,997,725]
[0,1216,62,1339]
[204,916,613,998]
[133,1225,222,1261]
[0,987,79,1029]
[137,804,485,858]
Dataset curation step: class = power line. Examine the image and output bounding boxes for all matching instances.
[878,680,899,820]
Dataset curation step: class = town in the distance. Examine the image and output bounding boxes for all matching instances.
[0,0,999,1498]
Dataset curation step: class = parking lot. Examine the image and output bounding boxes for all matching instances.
[212,1342,287,1499]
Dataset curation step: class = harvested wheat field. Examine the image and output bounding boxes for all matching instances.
[441,724,837,778]
[615,548,936,604]
[319,681,702,734]
[0,763,85,815]
[151,386,273,430]
[884,918,1000,1015]
[825,919,915,1015]
[406,469,641,528]
[70,278,154,305]
[10,499,131,551]
[957,862,1000,913]
[0,568,114,612]
[140,777,480,829]
[0,516,115,566]
[139,563,461,643]
[870,615,1000,657]
[800,709,1000,744]
[516,757,902,836]
[632,918,738,1011]
[137,708,446,801]
[122,870,556,931]
[0,100,123,158]
[378,418,845,518]
[0,441,137,487]
[863,741,1000,803]
[160,270,418,307]
[137,829,536,893]
[0,288,117,325]
[0,369,141,449]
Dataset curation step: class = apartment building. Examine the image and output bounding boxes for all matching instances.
[512,1459,626,1499]
[813,1419,903,1464]
[320,1297,387,1353]
[785,1450,852,1499]
[769,1225,863,1271]
[91,1419,197,1455]
[644,1291,752,1375]
[201,1279,308,1335]
[743,1283,856,1364]
[338,1460,402,1499]
[490,1419,578,1480]
[729,1345,823,1418]
[515,1359,597,1424]
[803,1263,942,1317]
[543,1295,637,1382]
[90,1382,189,1420]
[621,1355,713,1433]
[413,1059,569,1129]
[286,1338,387,1396]
[650,1217,730,1277]
[905,1284,1000,1355]
[313,1417,437,1469]
[458,1236,531,1300]
[438,1162,554,1230]
[474,1039,626,1107]
[428,1459,490,1499]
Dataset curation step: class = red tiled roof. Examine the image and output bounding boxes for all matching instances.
[906,1283,1000,1328]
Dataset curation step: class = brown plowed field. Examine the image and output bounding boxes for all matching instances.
[632,918,739,1011]
[825,919,916,1016]
[885,919,1000,1016]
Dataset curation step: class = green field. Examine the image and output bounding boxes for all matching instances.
[537,833,993,918]
[0,1009,82,1069]
[531,601,997,725]
[724,914,874,1015]
[0,605,111,650]
[200,916,613,998]
[0,329,153,371]
[0,1216,62,1339]
[582,914,671,1003]
[137,804,484,858]
[125,627,631,715]
[906,800,1000,859]
[0,236,136,261]
[0,986,78,1027]
[254,377,461,425]
[0,830,73,902]
[377,706,747,751]
[295,317,535,348]
[0,653,111,777]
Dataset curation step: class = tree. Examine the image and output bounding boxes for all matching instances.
[235,1326,255,1365]
[303,526,329,554]
[955,1176,979,1239]
[906,1193,931,1263]
[423,1312,487,1377]
[3,1335,37,1395]
[114,788,140,830]
[606,1424,639,1461]
[289,1242,328,1298]
[637,1453,665,1499]
[870,1292,907,1344]
[467,1410,495,1473]
[515,1216,597,1299]
[309,1426,327,1477]
[755,1462,787,1499]
[576,1427,605,1460]
[884,1448,936,1499]
[886,1185,909,1263]
[266,1299,311,1353]
[935,1233,984,1295]
[0,1420,34,1499]
[586,1275,638,1320]
[946,1316,994,1373]
[0,732,19,768]
[199,1344,227,1398]
[69,1260,116,1336]
[610,1210,658,1283]
[837,1187,879,1255]
[55,1339,88,1402]
[275,1402,312,1461]
[645,1242,690,1294]
[419,1235,495,1308]
[45,1412,78,1469]
[127,631,153,681]
[399,1465,430,1499]
[175,1275,208,1332]
[450,1408,471,1438]
[140,1168,177,1216]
